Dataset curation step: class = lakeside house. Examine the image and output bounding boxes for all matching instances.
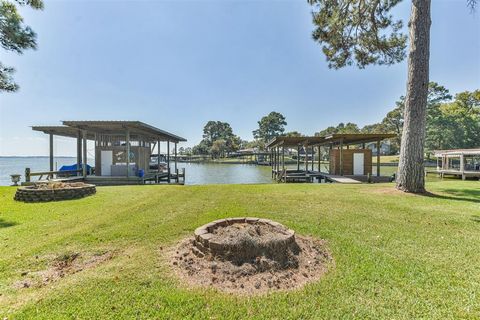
[29,121,186,185]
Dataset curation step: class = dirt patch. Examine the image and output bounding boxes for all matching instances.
[13,250,114,289]
[169,219,332,295]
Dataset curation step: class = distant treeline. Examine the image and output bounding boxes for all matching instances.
[183,83,479,158]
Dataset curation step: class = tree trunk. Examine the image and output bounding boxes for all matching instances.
[396,0,431,193]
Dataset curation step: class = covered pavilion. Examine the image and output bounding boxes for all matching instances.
[29,121,186,185]
[266,133,396,183]
[432,149,480,180]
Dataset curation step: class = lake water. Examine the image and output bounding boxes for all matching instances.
[177,162,273,185]
[0,157,274,186]
[0,157,403,186]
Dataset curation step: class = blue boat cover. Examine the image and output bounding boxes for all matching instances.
[59,164,93,174]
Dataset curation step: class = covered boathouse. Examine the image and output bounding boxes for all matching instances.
[28,121,186,185]
[266,133,396,183]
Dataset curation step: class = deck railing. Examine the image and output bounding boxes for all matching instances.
[25,168,83,183]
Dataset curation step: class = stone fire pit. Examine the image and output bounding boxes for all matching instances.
[170,217,332,294]
[14,182,96,203]
[193,218,297,266]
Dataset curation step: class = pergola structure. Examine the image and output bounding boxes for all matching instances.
[266,133,396,183]
[433,149,480,180]
[31,121,186,185]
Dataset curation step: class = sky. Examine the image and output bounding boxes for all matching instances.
[0,0,479,156]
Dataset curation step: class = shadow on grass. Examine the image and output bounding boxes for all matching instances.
[422,190,480,204]
[0,218,17,229]
[441,188,480,198]
[471,215,480,223]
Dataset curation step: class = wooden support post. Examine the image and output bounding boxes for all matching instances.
[93,133,98,176]
[49,133,54,172]
[276,147,280,180]
[318,146,321,172]
[329,144,333,174]
[82,130,87,178]
[167,141,171,183]
[460,153,465,180]
[297,145,300,171]
[126,129,130,178]
[376,140,381,177]
[76,131,82,175]
[271,149,274,178]
[277,147,281,179]
[25,168,31,183]
[174,142,178,173]
[304,145,308,172]
[157,139,161,173]
[339,140,344,176]
[273,147,276,178]
[270,148,275,179]
[274,148,277,178]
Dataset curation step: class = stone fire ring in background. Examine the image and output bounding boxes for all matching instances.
[193,218,296,260]
[14,183,96,203]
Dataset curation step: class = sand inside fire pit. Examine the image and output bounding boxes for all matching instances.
[169,218,332,294]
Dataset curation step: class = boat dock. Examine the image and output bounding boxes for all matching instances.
[24,121,187,186]
[22,168,186,186]
[267,134,396,184]
[272,169,391,184]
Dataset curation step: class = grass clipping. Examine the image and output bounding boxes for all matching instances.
[169,221,332,294]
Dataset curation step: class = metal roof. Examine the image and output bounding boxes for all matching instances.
[265,136,326,148]
[266,133,396,148]
[433,149,480,156]
[32,126,96,140]
[32,121,186,142]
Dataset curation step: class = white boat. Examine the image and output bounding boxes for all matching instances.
[149,154,168,171]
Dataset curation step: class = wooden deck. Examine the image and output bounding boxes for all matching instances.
[22,168,186,186]
[272,169,393,184]
[85,170,186,186]
[322,174,362,184]
[427,169,480,179]
[85,176,144,186]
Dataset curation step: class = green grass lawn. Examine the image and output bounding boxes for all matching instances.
[0,180,479,319]
[373,155,400,163]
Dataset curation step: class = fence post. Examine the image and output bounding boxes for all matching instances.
[25,168,31,183]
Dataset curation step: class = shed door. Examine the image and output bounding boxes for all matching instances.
[101,150,112,176]
[353,153,364,175]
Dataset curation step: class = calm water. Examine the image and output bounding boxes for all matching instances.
[0,157,80,186]
[0,157,273,186]
[0,157,403,186]
[177,162,273,185]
